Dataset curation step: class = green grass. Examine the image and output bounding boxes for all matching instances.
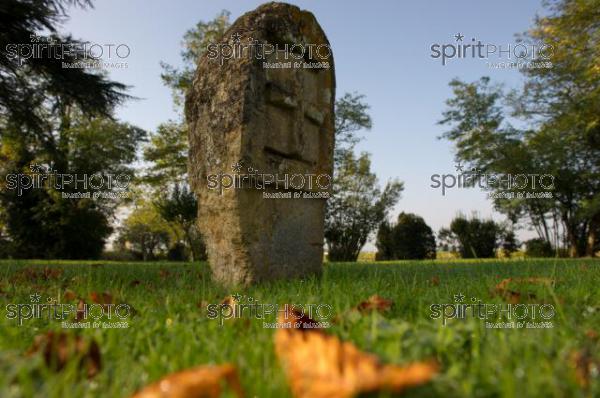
[1,258,599,397]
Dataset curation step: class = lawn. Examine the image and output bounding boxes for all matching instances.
[0,258,599,397]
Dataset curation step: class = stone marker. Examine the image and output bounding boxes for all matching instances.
[186,2,335,286]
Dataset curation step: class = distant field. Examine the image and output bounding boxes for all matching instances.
[0,258,599,397]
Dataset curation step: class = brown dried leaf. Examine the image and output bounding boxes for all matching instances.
[585,329,599,341]
[159,269,171,279]
[41,267,63,280]
[13,267,63,282]
[569,349,598,388]
[275,309,437,398]
[130,364,244,398]
[26,331,101,378]
[219,295,239,319]
[90,291,113,306]
[430,276,440,286]
[63,289,77,301]
[75,299,86,322]
[493,277,553,303]
[354,295,393,313]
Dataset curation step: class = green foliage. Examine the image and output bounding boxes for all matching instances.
[154,184,206,261]
[117,201,171,261]
[525,238,555,258]
[500,230,520,257]
[439,215,501,259]
[143,121,188,186]
[160,10,231,108]
[0,0,129,133]
[376,212,436,260]
[326,151,403,262]
[439,0,600,257]
[325,93,403,262]
[0,113,144,259]
[0,1,145,259]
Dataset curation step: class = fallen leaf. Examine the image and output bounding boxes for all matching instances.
[429,276,440,286]
[493,277,553,303]
[275,309,437,398]
[75,299,86,322]
[569,349,598,389]
[90,291,113,306]
[130,364,244,398]
[219,295,239,319]
[63,289,77,301]
[159,269,171,279]
[585,329,599,340]
[354,295,393,313]
[26,331,101,378]
[13,267,63,283]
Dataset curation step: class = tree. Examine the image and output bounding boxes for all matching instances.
[0,110,144,259]
[439,0,600,257]
[154,184,206,261]
[117,201,171,261]
[500,230,520,258]
[326,151,402,261]
[325,93,403,261]
[139,12,232,260]
[375,212,436,260]
[0,0,129,134]
[0,0,143,259]
[439,215,501,259]
[524,238,554,258]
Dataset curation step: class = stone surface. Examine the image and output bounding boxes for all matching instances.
[186,2,335,286]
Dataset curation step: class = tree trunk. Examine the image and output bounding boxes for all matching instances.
[586,218,598,257]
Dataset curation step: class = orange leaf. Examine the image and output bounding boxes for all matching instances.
[75,299,86,322]
[354,295,393,313]
[569,349,598,389]
[159,269,171,279]
[585,329,599,340]
[89,291,113,305]
[130,364,244,398]
[493,277,553,303]
[63,289,77,301]
[27,331,101,378]
[275,309,437,398]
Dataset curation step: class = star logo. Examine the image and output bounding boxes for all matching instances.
[231,32,242,44]
[454,33,465,42]
[453,293,465,302]
[231,161,243,173]
[454,162,464,173]
[231,293,243,302]
[29,163,42,173]
[30,293,41,303]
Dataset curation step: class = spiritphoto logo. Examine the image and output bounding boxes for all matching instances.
[206,294,332,328]
[5,163,131,199]
[430,293,555,329]
[4,292,132,329]
[206,160,331,198]
[430,33,553,69]
[5,34,130,69]
[430,163,555,197]
[206,32,331,69]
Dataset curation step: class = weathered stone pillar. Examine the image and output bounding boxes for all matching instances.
[186,2,335,286]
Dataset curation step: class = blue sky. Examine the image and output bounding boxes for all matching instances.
[61,0,547,243]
